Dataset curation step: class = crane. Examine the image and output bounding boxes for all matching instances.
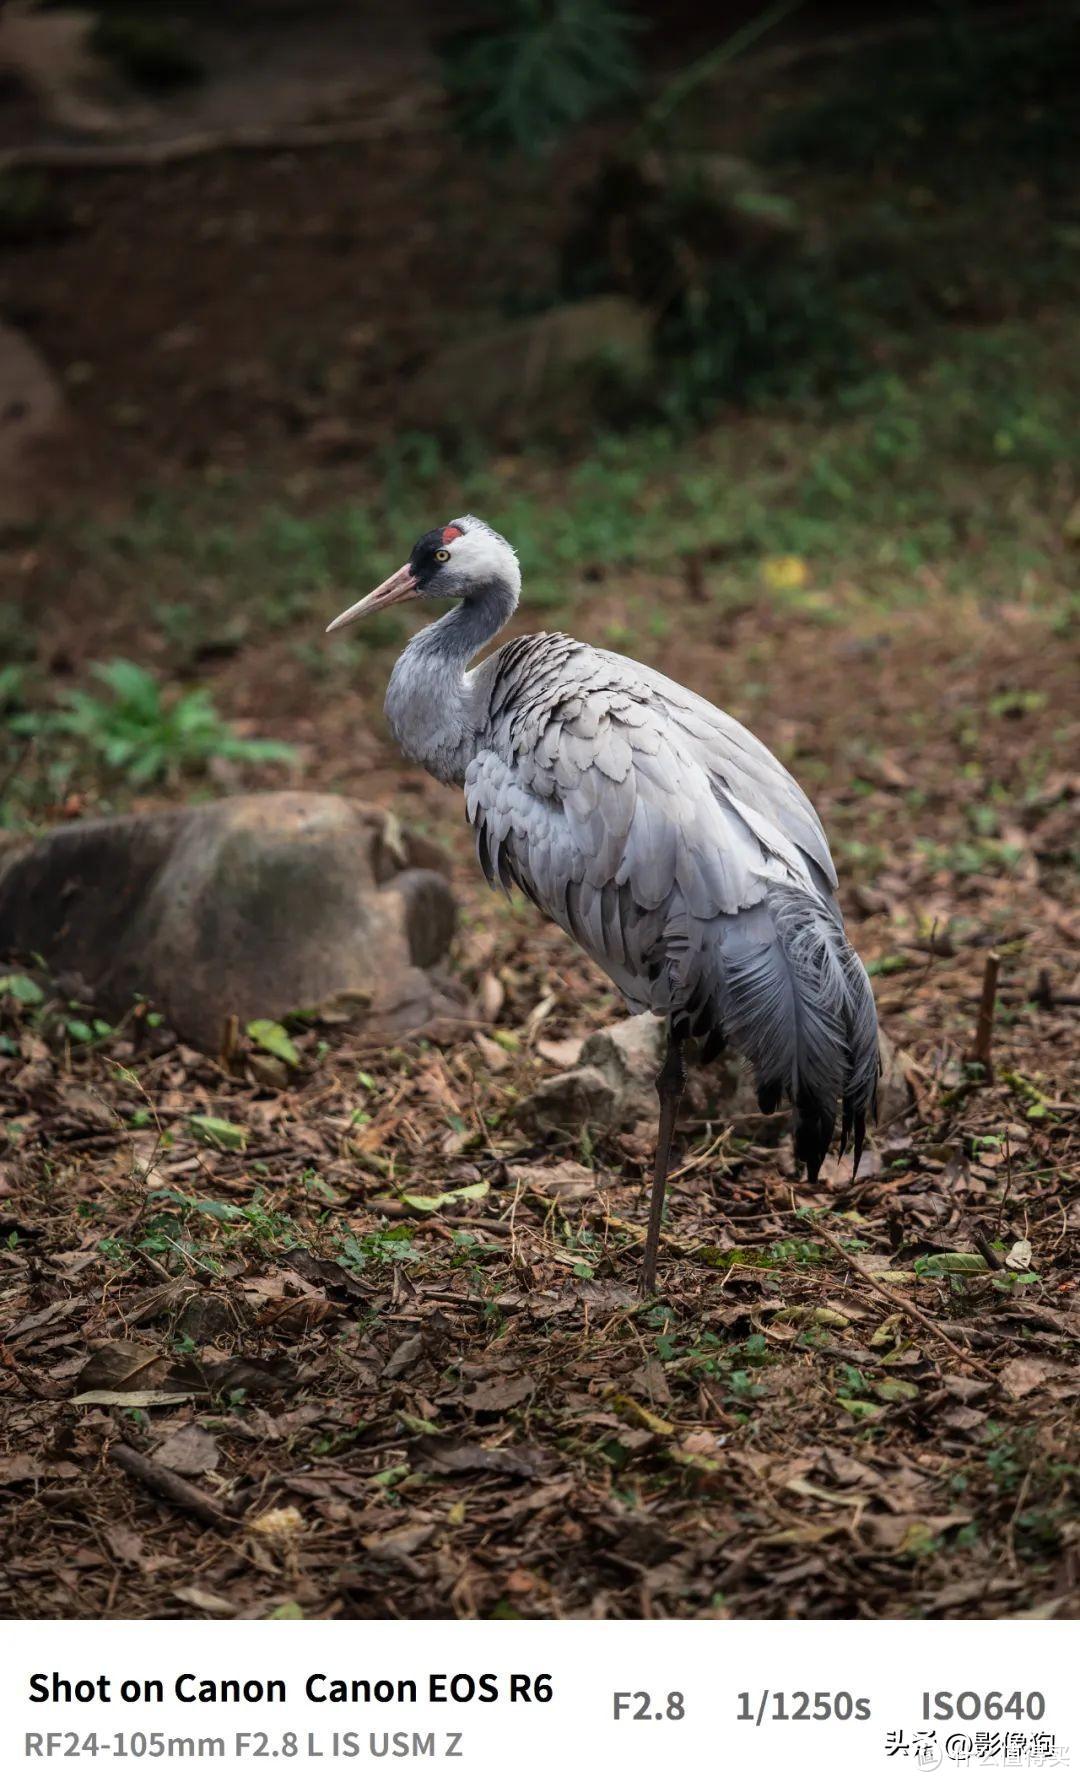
[327,515,879,1292]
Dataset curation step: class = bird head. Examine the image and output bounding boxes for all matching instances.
[326,515,520,633]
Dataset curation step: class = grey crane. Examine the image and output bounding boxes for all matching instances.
[327,515,879,1292]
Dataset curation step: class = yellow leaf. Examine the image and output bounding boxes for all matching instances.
[667,1444,721,1473]
[607,1392,675,1438]
[248,1506,304,1544]
[761,554,809,590]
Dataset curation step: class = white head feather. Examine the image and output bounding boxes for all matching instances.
[440,515,521,598]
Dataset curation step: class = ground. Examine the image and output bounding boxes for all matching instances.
[0,7,1077,1620]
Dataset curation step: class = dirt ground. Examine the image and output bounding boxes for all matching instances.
[1,11,1078,1621]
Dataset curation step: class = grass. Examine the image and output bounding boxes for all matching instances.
[30,315,1078,670]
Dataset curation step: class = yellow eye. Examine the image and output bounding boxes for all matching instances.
[434,547,450,562]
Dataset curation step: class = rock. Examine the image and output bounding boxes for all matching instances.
[0,323,69,529]
[413,297,651,442]
[517,1013,659,1136]
[580,1013,663,1087]
[0,4,133,138]
[516,1011,916,1145]
[0,792,457,1053]
[515,1065,618,1137]
[519,1011,741,1139]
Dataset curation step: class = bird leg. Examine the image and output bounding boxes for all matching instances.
[641,1027,685,1296]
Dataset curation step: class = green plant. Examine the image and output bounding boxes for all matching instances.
[762,13,1079,199]
[14,659,295,788]
[90,14,204,93]
[440,0,641,153]
[0,171,69,244]
[0,666,28,714]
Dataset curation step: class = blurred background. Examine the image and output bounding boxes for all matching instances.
[0,0,1076,869]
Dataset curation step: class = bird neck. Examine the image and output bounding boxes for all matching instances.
[385,578,517,785]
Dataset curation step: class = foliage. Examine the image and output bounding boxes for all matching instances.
[90,13,204,93]
[11,659,295,789]
[247,1019,300,1069]
[762,12,1080,196]
[0,666,28,715]
[0,171,69,245]
[445,3,1077,412]
[440,0,640,153]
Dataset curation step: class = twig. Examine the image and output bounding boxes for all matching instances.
[108,1441,234,1530]
[994,1130,1012,1239]
[218,1013,240,1072]
[968,951,1001,1082]
[971,1224,1003,1272]
[815,1228,998,1383]
[1034,969,1080,1009]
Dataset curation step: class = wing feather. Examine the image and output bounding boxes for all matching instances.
[466,633,839,1013]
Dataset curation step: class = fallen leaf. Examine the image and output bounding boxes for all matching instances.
[1000,1357,1056,1399]
[874,1379,920,1404]
[511,1161,596,1203]
[246,1018,300,1067]
[916,1251,989,1276]
[188,1115,248,1151]
[0,1455,43,1486]
[463,1373,536,1414]
[72,1389,195,1408]
[172,1586,237,1615]
[941,1404,987,1432]
[361,1521,432,1558]
[607,1393,675,1438]
[837,1397,884,1422]
[279,1247,366,1300]
[201,1356,294,1397]
[504,1567,540,1593]
[400,1182,488,1214]
[478,971,504,1022]
[536,1036,583,1069]
[153,1423,220,1477]
[412,1437,548,1479]
[248,1506,305,1543]
[74,1341,202,1399]
[383,1334,425,1380]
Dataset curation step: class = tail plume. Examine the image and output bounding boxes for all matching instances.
[707,886,879,1181]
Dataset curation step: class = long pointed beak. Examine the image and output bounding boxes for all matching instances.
[325,563,417,633]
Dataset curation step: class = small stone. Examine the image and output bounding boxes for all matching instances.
[250,1054,289,1090]
[514,1009,914,1151]
[515,1065,618,1136]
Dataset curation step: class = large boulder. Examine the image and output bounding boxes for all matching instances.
[413,297,651,442]
[0,323,69,529]
[0,792,458,1051]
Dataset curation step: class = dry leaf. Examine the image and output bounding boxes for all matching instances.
[248,1506,305,1544]
[153,1423,220,1477]
[1000,1357,1055,1399]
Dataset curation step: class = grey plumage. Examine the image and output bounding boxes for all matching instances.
[465,630,879,1177]
[329,513,879,1212]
